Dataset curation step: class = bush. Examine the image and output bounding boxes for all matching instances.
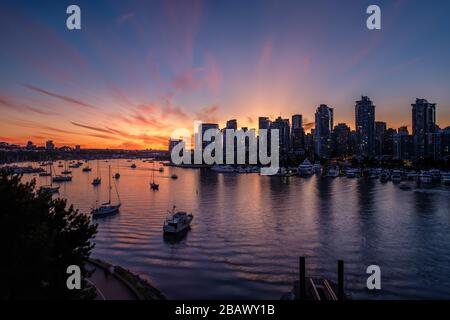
[0,170,97,299]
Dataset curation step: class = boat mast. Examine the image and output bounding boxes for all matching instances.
[108,165,112,204]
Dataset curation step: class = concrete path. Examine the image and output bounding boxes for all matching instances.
[86,262,138,300]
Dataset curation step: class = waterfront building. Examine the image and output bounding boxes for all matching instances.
[291,114,304,153]
[375,121,386,156]
[355,96,376,158]
[412,98,437,160]
[333,123,351,157]
[394,126,413,160]
[314,104,333,158]
[45,140,55,151]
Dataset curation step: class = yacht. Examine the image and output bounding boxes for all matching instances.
[298,159,314,176]
[391,170,403,183]
[419,171,432,184]
[325,166,339,178]
[379,171,390,183]
[345,168,359,178]
[91,165,121,218]
[53,175,72,182]
[163,206,193,235]
[429,169,441,181]
[313,162,322,174]
[39,185,60,194]
[441,172,450,186]
[212,165,235,173]
[406,171,418,180]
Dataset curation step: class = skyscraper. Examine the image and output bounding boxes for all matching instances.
[291,114,304,152]
[45,140,55,151]
[333,123,351,157]
[270,117,290,154]
[258,117,270,134]
[412,98,436,160]
[375,121,386,156]
[314,104,333,158]
[355,96,375,158]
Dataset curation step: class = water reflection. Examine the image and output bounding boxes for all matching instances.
[18,159,450,299]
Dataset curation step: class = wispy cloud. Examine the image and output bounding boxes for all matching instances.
[24,85,96,109]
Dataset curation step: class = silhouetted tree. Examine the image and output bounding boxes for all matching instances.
[0,170,97,299]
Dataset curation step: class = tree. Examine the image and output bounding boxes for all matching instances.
[0,170,97,299]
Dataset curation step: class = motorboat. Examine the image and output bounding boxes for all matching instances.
[313,162,322,174]
[171,173,178,179]
[429,169,441,181]
[391,170,403,183]
[419,171,432,184]
[345,168,359,178]
[131,164,137,169]
[39,185,60,194]
[441,172,450,186]
[163,206,193,235]
[325,166,339,178]
[52,175,72,182]
[379,171,390,183]
[298,159,314,176]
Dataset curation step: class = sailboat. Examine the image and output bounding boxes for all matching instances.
[114,159,120,179]
[92,160,101,185]
[82,160,92,172]
[40,164,60,193]
[53,161,72,182]
[91,165,121,217]
[61,160,72,175]
[150,161,159,190]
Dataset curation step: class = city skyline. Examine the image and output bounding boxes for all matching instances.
[1,0,450,149]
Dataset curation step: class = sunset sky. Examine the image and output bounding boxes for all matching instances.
[1,0,449,150]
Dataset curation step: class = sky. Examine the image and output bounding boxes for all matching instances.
[0,0,449,150]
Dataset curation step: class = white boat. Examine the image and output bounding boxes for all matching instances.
[325,166,339,178]
[298,159,314,176]
[391,170,402,183]
[91,165,121,218]
[419,171,432,184]
[345,168,359,178]
[406,171,418,180]
[379,171,390,183]
[313,162,322,174]
[429,169,441,181]
[163,206,193,235]
[441,172,450,186]
[211,165,235,173]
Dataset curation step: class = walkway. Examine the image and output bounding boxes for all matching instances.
[86,262,138,300]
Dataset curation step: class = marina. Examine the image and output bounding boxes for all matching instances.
[7,158,450,299]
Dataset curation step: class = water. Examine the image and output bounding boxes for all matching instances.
[23,159,450,299]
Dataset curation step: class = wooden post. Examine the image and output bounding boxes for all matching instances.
[299,256,306,300]
[338,260,344,300]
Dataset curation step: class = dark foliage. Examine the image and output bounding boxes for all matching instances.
[0,170,97,299]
